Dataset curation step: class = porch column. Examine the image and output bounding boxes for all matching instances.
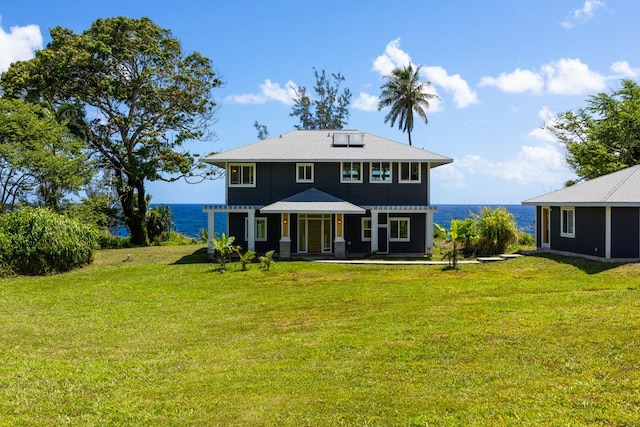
[425,210,434,255]
[370,209,379,253]
[206,210,215,254]
[247,209,255,251]
[279,213,291,259]
[334,213,346,258]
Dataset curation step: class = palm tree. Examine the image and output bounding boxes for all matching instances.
[378,64,438,146]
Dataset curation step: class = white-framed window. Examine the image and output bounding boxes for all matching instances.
[361,217,372,241]
[296,163,314,183]
[245,217,267,241]
[341,162,363,183]
[229,163,255,187]
[389,217,410,241]
[560,207,575,238]
[370,162,392,183]
[399,162,421,183]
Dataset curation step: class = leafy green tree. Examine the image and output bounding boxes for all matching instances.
[0,98,90,212]
[378,64,438,146]
[290,68,352,130]
[1,17,223,245]
[254,121,269,140]
[210,233,239,272]
[548,79,640,180]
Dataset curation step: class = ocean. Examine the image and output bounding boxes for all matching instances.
[150,204,535,238]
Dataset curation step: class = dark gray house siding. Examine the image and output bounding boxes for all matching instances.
[550,207,605,257]
[227,162,429,206]
[611,207,640,259]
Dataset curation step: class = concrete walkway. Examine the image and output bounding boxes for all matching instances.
[311,254,523,265]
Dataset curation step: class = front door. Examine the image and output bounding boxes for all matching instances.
[541,207,550,249]
[298,214,332,253]
[308,219,322,252]
[378,226,389,254]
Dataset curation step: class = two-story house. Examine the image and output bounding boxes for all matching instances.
[201,130,452,258]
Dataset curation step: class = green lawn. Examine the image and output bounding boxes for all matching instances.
[1,245,639,426]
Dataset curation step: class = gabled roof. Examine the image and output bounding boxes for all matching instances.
[260,188,366,214]
[201,130,452,168]
[523,164,640,206]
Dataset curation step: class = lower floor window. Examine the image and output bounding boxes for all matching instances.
[389,218,410,241]
[245,217,267,241]
[362,217,372,241]
[560,207,575,238]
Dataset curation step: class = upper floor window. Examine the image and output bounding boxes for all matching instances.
[370,162,392,183]
[341,162,362,183]
[399,162,421,183]
[229,163,255,187]
[296,163,314,183]
[561,207,575,238]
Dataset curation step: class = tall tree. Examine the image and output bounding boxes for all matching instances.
[378,64,438,146]
[290,68,351,130]
[253,120,269,140]
[0,98,90,212]
[1,17,223,244]
[547,79,640,181]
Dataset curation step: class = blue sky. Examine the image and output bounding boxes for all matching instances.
[1,0,639,204]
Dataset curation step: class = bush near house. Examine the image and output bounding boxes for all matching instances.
[0,207,96,276]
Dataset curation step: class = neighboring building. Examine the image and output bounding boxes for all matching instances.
[201,130,452,258]
[523,164,640,261]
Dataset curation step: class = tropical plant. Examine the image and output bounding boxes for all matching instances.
[210,233,239,272]
[474,207,518,256]
[0,207,96,276]
[146,204,174,244]
[259,250,275,271]
[435,220,466,269]
[1,16,224,245]
[378,64,439,145]
[236,249,256,271]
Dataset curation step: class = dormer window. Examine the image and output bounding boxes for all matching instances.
[229,163,255,187]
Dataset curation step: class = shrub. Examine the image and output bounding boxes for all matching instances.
[0,207,96,275]
[237,249,256,271]
[259,250,275,271]
[146,204,174,244]
[474,207,518,256]
[158,231,198,246]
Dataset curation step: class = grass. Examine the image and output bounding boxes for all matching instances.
[1,245,639,426]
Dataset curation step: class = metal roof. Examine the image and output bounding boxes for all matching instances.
[523,164,640,206]
[201,130,453,168]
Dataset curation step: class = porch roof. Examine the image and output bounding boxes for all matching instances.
[260,188,366,214]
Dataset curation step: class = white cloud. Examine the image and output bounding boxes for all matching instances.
[542,58,606,95]
[422,66,478,108]
[225,79,297,105]
[0,18,42,72]
[431,164,465,188]
[478,68,545,94]
[610,60,639,78]
[372,38,412,75]
[562,0,605,29]
[353,92,379,111]
[481,58,607,96]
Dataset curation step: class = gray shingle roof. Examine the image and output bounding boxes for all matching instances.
[523,164,640,206]
[260,188,366,214]
[201,130,452,167]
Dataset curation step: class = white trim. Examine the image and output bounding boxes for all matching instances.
[389,217,410,242]
[340,161,363,183]
[245,216,267,243]
[370,161,392,183]
[296,163,314,183]
[398,162,421,183]
[228,163,256,187]
[605,206,611,259]
[560,207,575,238]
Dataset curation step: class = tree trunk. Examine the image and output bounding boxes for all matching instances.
[408,130,413,146]
[118,176,148,246]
